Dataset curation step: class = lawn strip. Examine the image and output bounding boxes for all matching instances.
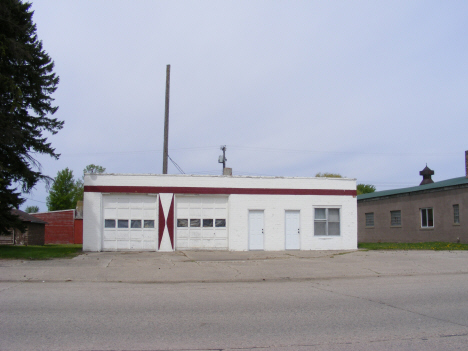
[0,244,83,260]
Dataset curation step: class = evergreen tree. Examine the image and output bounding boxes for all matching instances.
[46,168,77,211]
[0,1,62,233]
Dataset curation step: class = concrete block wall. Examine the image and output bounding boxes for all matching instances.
[84,174,357,251]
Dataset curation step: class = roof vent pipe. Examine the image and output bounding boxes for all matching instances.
[465,150,468,178]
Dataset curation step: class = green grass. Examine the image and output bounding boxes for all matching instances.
[0,244,83,260]
[358,242,468,251]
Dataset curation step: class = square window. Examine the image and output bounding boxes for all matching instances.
[105,219,116,228]
[177,219,188,227]
[365,213,374,227]
[314,208,340,236]
[203,219,213,227]
[215,219,226,227]
[131,220,142,228]
[190,219,201,227]
[454,204,460,224]
[390,211,401,226]
[144,220,155,228]
[421,208,433,228]
[118,220,129,228]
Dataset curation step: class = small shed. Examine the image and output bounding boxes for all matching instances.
[0,209,46,246]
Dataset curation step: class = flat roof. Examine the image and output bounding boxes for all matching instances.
[358,176,468,201]
[84,173,356,181]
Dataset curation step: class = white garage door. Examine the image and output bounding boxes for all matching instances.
[176,196,228,250]
[102,194,158,251]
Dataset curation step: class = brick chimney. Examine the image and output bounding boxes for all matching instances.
[466,150,468,178]
[419,165,434,185]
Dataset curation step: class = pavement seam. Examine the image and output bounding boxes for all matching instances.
[311,283,468,329]
[2,270,468,285]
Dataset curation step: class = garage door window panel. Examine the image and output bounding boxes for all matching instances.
[144,220,155,228]
[190,219,201,227]
[203,219,213,227]
[215,219,226,227]
[105,219,116,228]
[131,220,142,228]
[177,219,188,227]
[118,220,129,228]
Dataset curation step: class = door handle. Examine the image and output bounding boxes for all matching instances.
[298,229,300,233]
[262,229,264,234]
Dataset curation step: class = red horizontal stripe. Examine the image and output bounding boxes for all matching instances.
[84,185,356,196]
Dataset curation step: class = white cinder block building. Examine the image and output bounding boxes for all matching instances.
[83,174,357,252]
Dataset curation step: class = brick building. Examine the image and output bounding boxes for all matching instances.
[357,151,468,244]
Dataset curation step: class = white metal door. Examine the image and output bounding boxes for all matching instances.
[102,194,158,251]
[176,196,228,250]
[285,210,300,250]
[249,210,264,250]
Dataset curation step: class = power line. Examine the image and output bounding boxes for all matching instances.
[23,197,46,204]
[168,155,185,174]
[60,145,461,158]
[228,145,461,156]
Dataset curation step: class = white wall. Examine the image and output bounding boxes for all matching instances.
[83,192,102,251]
[83,174,357,251]
[228,194,357,251]
[85,173,356,191]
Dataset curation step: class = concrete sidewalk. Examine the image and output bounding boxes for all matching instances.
[1,250,467,283]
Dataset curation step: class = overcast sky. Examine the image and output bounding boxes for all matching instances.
[23,0,468,211]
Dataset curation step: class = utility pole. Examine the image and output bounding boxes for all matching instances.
[162,64,170,174]
[219,145,227,173]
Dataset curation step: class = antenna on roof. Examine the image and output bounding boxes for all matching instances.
[219,145,227,173]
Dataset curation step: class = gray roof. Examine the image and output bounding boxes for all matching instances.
[358,176,468,201]
[11,209,47,224]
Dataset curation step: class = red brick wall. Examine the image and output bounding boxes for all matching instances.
[32,210,75,244]
[74,219,83,244]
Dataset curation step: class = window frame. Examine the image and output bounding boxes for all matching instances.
[390,210,401,227]
[365,212,374,228]
[453,204,460,225]
[313,207,341,236]
[420,208,434,228]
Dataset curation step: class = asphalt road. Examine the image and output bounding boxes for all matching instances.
[1,271,468,350]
